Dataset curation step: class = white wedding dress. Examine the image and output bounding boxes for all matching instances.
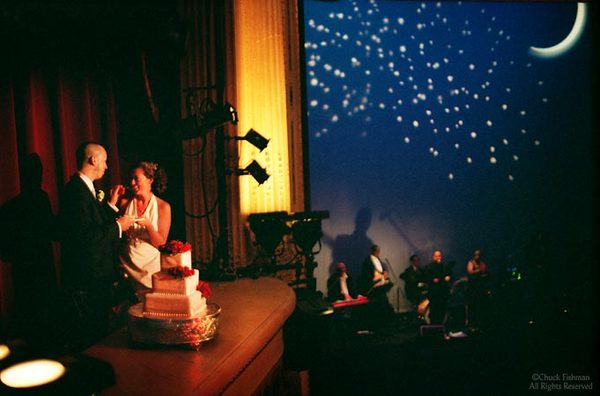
[119,195,160,292]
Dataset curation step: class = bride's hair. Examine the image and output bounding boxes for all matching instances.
[137,161,168,194]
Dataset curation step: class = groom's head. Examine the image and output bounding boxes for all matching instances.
[76,141,108,181]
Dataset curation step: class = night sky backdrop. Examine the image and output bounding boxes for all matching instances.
[304,0,596,308]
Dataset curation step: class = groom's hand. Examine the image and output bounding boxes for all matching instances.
[117,215,135,231]
[109,185,126,206]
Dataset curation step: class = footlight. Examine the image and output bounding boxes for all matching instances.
[0,350,115,395]
[0,344,10,361]
[0,359,66,389]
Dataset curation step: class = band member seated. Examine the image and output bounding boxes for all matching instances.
[327,262,355,302]
[425,250,452,326]
[400,254,428,318]
[358,245,394,326]
[466,249,490,330]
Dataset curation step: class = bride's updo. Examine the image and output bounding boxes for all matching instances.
[137,161,168,194]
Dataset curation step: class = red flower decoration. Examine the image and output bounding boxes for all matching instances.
[196,281,212,299]
[159,240,192,255]
[167,265,195,278]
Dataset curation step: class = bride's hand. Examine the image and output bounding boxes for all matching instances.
[109,185,126,206]
[135,217,151,229]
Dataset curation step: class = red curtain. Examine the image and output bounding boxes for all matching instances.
[0,64,121,330]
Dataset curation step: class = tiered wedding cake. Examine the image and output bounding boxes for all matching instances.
[128,240,219,346]
[143,242,207,319]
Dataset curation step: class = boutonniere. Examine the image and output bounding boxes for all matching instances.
[96,189,105,203]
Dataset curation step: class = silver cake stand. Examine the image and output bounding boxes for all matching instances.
[128,302,221,349]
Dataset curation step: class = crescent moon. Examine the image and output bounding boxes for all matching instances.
[529,2,587,59]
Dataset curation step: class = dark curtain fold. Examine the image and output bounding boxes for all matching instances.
[0,62,121,332]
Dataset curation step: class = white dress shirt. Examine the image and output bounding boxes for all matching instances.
[78,172,121,237]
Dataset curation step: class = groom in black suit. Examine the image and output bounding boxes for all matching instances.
[58,141,134,349]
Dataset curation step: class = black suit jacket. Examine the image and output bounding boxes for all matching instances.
[400,265,425,304]
[57,175,120,291]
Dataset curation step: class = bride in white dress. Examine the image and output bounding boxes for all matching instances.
[117,161,171,298]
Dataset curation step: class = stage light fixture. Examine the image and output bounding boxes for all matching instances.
[0,352,115,395]
[247,211,291,257]
[0,345,9,361]
[227,128,270,152]
[198,102,238,131]
[245,160,270,184]
[180,100,238,140]
[230,160,270,185]
[291,217,325,254]
[0,359,66,389]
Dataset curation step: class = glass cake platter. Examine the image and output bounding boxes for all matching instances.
[127,302,221,348]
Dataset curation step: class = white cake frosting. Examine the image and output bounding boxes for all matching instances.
[160,250,192,270]
[144,291,206,318]
[152,269,199,295]
[143,249,206,319]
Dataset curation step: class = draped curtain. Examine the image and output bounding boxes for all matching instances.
[0,63,121,331]
[233,0,306,215]
[179,0,246,267]
[179,0,306,269]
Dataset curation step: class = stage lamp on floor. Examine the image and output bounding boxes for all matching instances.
[247,212,291,257]
[229,160,270,185]
[1,359,66,390]
[291,218,324,254]
[0,345,9,361]
[0,353,115,396]
[226,129,270,152]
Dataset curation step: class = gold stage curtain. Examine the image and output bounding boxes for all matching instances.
[179,0,305,268]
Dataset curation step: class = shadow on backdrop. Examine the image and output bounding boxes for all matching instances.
[0,153,57,343]
[324,207,375,291]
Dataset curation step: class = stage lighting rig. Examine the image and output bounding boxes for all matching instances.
[227,160,270,185]
[226,128,269,152]
[246,211,329,289]
[247,211,291,257]
[180,98,238,140]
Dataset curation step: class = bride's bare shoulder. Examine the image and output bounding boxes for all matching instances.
[156,196,171,211]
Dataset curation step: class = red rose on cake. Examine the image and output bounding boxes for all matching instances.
[196,280,212,299]
[159,240,192,255]
[167,265,196,278]
[159,240,193,270]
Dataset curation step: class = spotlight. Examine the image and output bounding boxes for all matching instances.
[244,160,270,184]
[291,219,324,254]
[229,160,270,185]
[198,102,238,131]
[227,129,270,152]
[180,100,238,140]
[247,211,291,257]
